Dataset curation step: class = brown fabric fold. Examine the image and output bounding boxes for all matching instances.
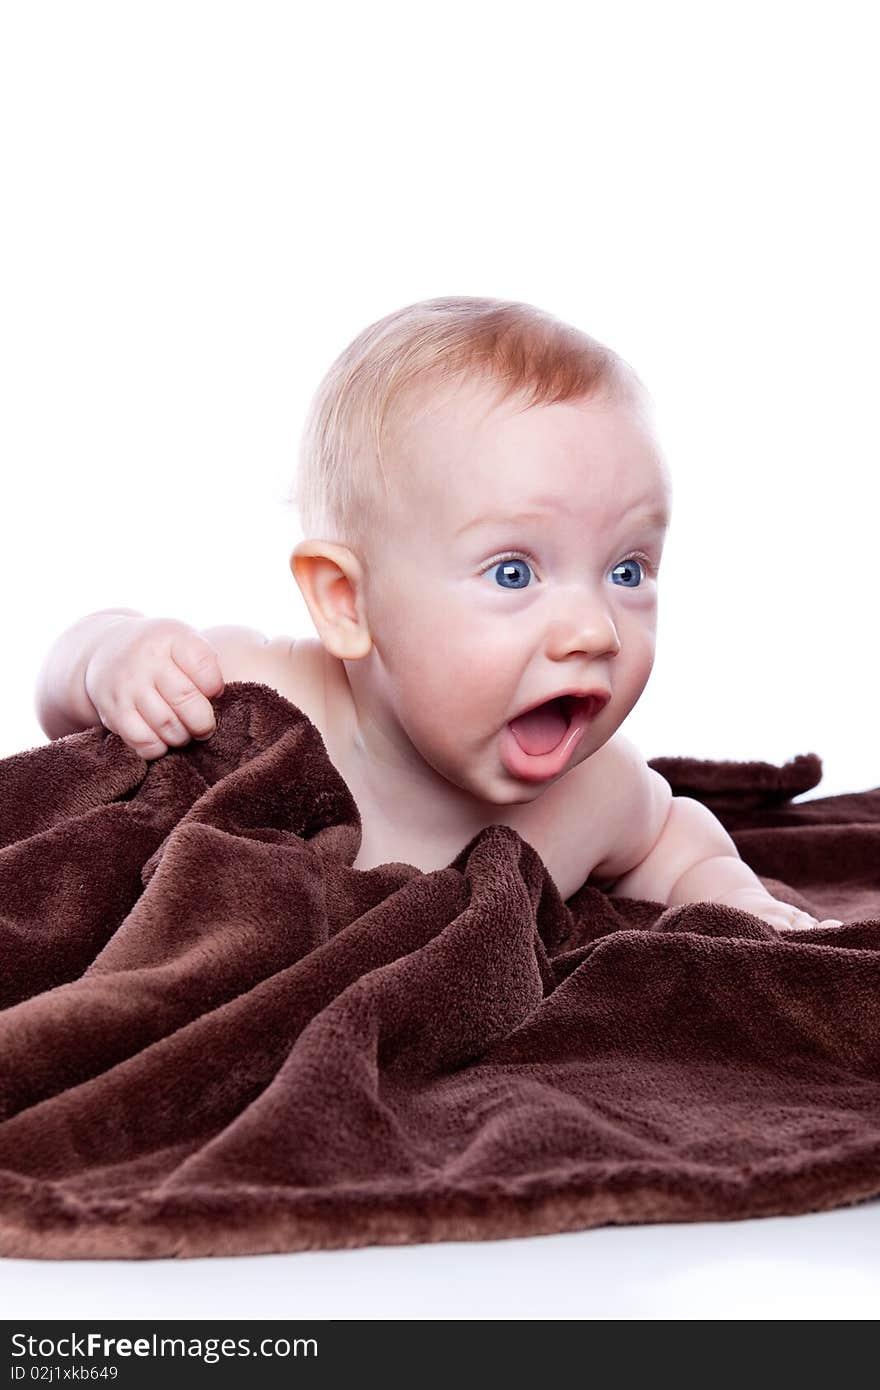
[1,682,879,1260]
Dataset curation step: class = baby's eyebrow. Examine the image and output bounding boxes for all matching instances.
[456,508,550,537]
[456,505,670,537]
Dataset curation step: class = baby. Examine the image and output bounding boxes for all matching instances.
[34,296,842,932]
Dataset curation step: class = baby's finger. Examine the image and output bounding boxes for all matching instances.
[796,912,822,930]
[776,910,818,932]
[169,631,226,697]
[111,708,170,760]
[793,911,842,930]
[154,665,218,741]
[132,688,194,748]
[780,912,843,932]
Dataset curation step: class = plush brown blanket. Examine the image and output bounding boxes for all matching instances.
[1,682,879,1260]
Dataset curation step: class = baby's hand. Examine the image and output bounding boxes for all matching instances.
[84,617,225,760]
[719,887,843,933]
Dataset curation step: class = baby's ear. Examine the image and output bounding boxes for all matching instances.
[289,541,372,660]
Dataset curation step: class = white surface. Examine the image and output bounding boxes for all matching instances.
[2,1198,880,1321]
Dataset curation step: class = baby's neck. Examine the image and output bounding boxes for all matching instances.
[344,713,503,844]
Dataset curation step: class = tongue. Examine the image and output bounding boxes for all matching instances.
[509,698,569,755]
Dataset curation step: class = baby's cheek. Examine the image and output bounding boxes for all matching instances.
[624,631,656,687]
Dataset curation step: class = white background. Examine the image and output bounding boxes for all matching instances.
[2,1,878,794]
[1,0,879,1320]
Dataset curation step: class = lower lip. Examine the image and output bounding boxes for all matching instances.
[500,699,596,783]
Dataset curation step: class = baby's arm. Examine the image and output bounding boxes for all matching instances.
[34,609,278,759]
[35,609,146,739]
[608,760,843,932]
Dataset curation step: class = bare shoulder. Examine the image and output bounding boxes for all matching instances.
[200,626,324,721]
[579,731,673,888]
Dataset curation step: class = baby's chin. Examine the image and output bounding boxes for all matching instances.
[412,721,588,809]
[440,757,561,810]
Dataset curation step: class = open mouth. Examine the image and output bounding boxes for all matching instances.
[502,695,600,783]
[508,695,591,757]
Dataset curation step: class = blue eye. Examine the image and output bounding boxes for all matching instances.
[611,557,647,588]
[490,557,534,590]
[483,552,653,591]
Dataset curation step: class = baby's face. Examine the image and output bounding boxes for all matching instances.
[358,376,673,806]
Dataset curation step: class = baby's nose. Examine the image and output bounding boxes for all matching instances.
[551,597,621,657]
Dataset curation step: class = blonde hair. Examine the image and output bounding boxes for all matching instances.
[289,295,650,555]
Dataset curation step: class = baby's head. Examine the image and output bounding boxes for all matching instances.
[288,296,672,807]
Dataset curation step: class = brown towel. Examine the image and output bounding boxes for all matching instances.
[1,682,878,1260]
